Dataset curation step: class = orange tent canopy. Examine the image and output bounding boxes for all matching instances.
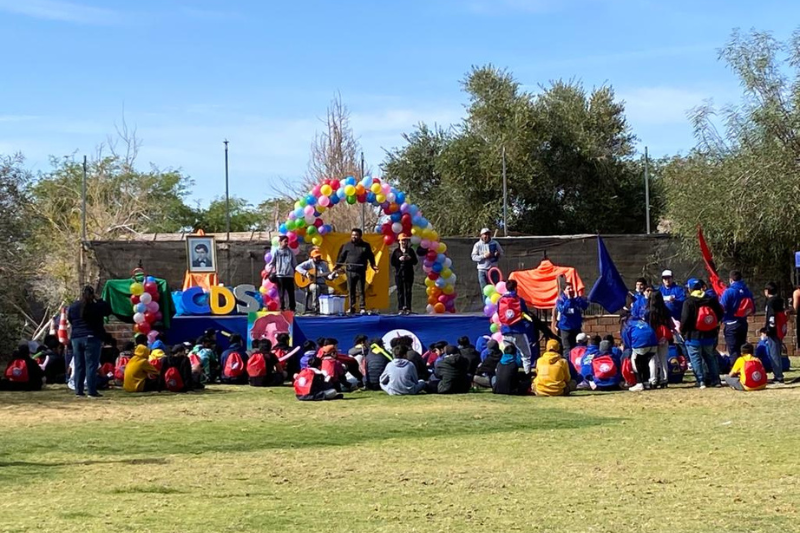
[508,259,585,310]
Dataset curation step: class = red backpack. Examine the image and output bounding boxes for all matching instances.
[188,353,202,369]
[247,352,267,378]
[150,357,163,372]
[293,368,319,396]
[223,351,245,379]
[775,311,789,341]
[621,357,636,387]
[164,367,184,392]
[592,355,618,381]
[569,346,587,373]
[695,305,719,332]
[5,359,29,383]
[99,362,114,377]
[321,357,344,381]
[497,296,523,326]
[742,358,767,389]
[735,297,755,318]
[114,355,130,382]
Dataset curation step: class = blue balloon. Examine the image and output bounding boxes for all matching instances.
[412,216,422,226]
[296,235,305,244]
[146,276,155,283]
[278,223,287,233]
[345,176,356,186]
[323,224,332,234]
[435,277,446,288]
[329,194,340,205]
[437,253,446,263]
[361,176,372,187]
[366,192,376,203]
[337,188,346,199]
[294,207,304,218]
[135,303,147,313]
[409,204,419,215]
[419,217,428,227]
[432,262,443,273]
[390,212,402,223]
[306,195,317,206]
[396,192,406,204]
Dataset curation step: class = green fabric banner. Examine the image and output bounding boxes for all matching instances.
[101,277,174,328]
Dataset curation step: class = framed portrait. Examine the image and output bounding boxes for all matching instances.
[187,235,217,273]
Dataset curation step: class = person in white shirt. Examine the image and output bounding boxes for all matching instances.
[471,228,503,291]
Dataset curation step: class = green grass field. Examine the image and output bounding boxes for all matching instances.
[2,377,800,533]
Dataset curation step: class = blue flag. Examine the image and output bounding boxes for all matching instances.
[588,236,628,313]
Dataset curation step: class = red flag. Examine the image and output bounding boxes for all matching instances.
[697,226,726,297]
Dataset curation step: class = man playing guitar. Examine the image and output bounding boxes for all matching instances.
[295,248,339,314]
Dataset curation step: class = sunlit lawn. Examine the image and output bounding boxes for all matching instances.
[1,369,800,533]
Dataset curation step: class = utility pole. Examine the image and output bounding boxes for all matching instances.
[644,146,651,234]
[79,155,87,288]
[502,146,508,236]
[360,151,366,230]
[224,140,231,283]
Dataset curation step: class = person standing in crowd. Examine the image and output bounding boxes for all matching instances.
[648,291,673,388]
[390,233,418,314]
[67,286,112,398]
[680,279,724,388]
[763,281,786,383]
[471,228,503,291]
[336,228,378,315]
[622,319,658,391]
[555,283,589,357]
[295,247,335,314]
[659,270,686,323]
[498,279,535,374]
[792,284,800,350]
[267,236,297,312]
[719,270,755,362]
[629,279,650,321]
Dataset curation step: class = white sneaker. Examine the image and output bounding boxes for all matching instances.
[629,383,645,392]
[699,384,707,390]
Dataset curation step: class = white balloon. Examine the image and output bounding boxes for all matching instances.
[133,312,145,324]
[139,292,152,305]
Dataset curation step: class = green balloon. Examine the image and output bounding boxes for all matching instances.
[306,225,317,236]
[346,195,357,205]
[295,219,307,228]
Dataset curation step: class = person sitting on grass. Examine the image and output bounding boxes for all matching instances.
[435,345,471,394]
[220,334,249,385]
[588,340,622,391]
[755,328,774,374]
[494,344,530,395]
[190,336,217,384]
[724,343,768,391]
[160,344,197,393]
[329,337,364,388]
[533,339,574,396]
[457,336,482,375]
[294,356,343,401]
[299,340,317,370]
[246,339,285,387]
[363,338,393,390]
[380,345,427,396]
[348,334,370,366]
[392,336,429,381]
[0,344,44,391]
[568,332,589,377]
[473,339,503,389]
[319,343,351,392]
[123,344,161,393]
[36,334,66,385]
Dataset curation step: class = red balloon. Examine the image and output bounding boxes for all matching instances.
[314,218,324,228]
[384,234,396,245]
[401,213,411,223]
[155,311,163,322]
[266,300,279,311]
[426,250,438,260]
[136,322,151,334]
[289,240,299,249]
[152,291,160,302]
[130,295,140,305]
[323,178,331,186]
[331,180,340,190]
[372,177,381,184]
[144,311,156,323]
[143,281,158,295]
[428,272,439,280]
[381,223,393,235]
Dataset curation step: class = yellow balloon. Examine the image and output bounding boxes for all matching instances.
[344,185,356,196]
[376,194,386,203]
[316,205,327,213]
[424,277,435,287]
[437,242,447,254]
[441,268,452,279]
[130,282,144,296]
[411,226,420,235]
[311,235,322,246]
[320,184,332,196]
[370,183,381,194]
[430,231,439,242]
[490,292,501,304]
[443,285,455,295]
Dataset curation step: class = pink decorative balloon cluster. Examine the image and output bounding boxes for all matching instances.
[268,175,457,314]
[482,280,509,343]
[129,275,162,342]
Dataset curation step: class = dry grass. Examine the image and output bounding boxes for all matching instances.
[2,376,800,533]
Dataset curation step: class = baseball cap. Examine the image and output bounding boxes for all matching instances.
[310,249,321,258]
[576,332,588,344]
[398,233,410,240]
[480,228,491,235]
[661,269,673,278]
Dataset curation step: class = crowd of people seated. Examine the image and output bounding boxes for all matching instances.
[1,270,796,397]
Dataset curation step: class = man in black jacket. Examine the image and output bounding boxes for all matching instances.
[457,336,481,375]
[391,234,418,314]
[336,228,378,314]
[680,280,724,388]
[435,345,471,394]
[763,281,786,383]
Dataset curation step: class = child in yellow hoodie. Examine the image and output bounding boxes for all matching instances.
[123,345,162,392]
[534,339,574,396]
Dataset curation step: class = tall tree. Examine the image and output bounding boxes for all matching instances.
[662,28,800,285]
[384,65,655,236]
[191,196,263,233]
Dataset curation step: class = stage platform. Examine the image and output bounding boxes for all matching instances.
[167,313,491,349]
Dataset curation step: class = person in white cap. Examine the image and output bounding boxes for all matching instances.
[471,228,504,291]
[658,269,686,322]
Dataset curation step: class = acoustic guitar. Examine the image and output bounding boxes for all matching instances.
[294,266,344,289]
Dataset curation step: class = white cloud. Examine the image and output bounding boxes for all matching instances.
[0,0,121,24]
[620,86,709,125]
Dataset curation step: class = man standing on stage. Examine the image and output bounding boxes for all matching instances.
[471,228,503,291]
[336,228,379,315]
[296,248,335,314]
[391,233,418,315]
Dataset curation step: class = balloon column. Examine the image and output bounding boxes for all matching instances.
[482,280,509,344]
[258,249,282,312]
[273,175,457,314]
[130,275,163,344]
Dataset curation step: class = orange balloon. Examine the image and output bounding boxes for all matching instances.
[428,295,438,305]
[433,303,446,313]
[388,203,399,213]
[355,184,366,195]
[432,288,443,298]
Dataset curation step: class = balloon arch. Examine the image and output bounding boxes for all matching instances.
[258,176,458,314]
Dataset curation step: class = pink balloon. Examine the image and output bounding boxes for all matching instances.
[495,281,507,294]
[304,205,315,216]
[491,312,500,324]
[492,332,504,343]
[420,239,431,249]
[318,195,330,207]
[312,185,321,196]
[147,301,160,313]
[381,183,391,194]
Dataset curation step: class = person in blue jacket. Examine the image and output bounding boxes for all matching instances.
[628,278,650,321]
[659,270,686,322]
[589,340,622,390]
[719,270,754,362]
[556,283,589,357]
[622,319,658,391]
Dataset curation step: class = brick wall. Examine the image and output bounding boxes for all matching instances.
[581,314,797,356]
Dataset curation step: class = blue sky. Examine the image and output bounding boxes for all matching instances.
[1,0,799,205]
